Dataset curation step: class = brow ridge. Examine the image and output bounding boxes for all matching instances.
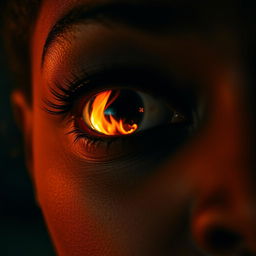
[42,2,201,66]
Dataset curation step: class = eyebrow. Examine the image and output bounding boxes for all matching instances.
[42,2,202,65]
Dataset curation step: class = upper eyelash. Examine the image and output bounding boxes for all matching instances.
[43,72,92,115]
[43,68,133,115]
[43,65,196,120]
[43,65,170,115]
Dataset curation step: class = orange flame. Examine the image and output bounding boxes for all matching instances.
[86,90,138,135]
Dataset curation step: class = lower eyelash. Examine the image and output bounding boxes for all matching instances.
[66,124,121,150]
[67,127,103,143]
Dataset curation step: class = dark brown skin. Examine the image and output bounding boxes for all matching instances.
[12,0,256,255]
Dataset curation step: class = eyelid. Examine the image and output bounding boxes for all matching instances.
[43,63,198,131]
[43,65,198,159]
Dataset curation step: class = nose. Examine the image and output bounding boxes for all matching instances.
[192,193,256,255]
[190,81,256,255]
[192,203,256,254]
[203,226,242,252]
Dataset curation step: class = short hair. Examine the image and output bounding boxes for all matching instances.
[1,0,41,102]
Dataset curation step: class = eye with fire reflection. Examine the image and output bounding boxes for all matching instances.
[82,89,184,136]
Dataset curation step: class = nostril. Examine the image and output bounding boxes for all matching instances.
[205,226,243,252]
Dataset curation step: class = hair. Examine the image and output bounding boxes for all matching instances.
[1,0,41,101]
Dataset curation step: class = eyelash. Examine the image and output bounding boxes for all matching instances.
[43,67,145,146]
[43,66,195,147]
[44,67,151,115]
[43,73,91,116]
[43,73,113,145]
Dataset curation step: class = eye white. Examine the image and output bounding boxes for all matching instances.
[137,92,182,131]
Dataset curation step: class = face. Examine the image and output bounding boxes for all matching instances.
[15,0,256,255]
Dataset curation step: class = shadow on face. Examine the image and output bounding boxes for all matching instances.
[11,0,256,255]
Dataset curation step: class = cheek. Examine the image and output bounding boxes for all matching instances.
[32,107,119,255]
[32,92,195,256]
[35,167,118,256]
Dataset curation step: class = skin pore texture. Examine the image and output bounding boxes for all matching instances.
[13,0,256,255]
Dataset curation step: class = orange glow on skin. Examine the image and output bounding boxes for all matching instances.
[88,90,138,136]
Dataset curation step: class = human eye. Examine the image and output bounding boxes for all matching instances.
[81,88,184,137]
[43,65,197,161]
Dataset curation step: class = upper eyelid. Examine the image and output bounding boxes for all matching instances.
[43,64,197,122]
[43,66,157,116]
[47,65,170,109]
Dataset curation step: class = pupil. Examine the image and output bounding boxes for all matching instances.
[104,89,144,126]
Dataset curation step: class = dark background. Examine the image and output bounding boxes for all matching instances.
[0,42,55,255]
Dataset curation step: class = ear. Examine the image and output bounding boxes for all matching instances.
[11,90,33,175]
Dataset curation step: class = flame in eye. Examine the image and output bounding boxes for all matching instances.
[85,90,138,135]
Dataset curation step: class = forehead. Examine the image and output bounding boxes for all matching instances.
[35,0,256,46]
[32,0,256,75]
[38,0,253,23]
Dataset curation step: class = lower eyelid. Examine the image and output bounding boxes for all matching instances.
[61,98,195,161]
[65,113,193,164]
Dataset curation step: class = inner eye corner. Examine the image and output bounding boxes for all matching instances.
[171,110,187,123]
